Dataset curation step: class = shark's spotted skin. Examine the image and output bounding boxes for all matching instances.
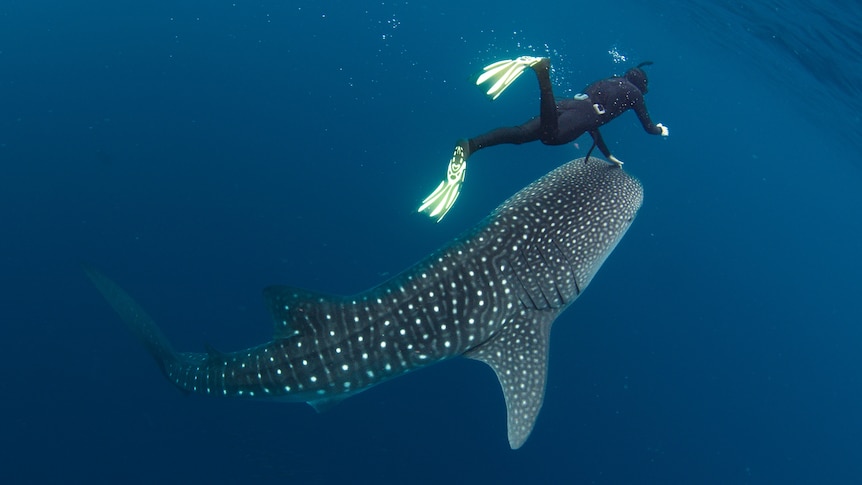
[86,157,643,449]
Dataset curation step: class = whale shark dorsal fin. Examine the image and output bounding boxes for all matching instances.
[204,343,227,363]
[263,286,346,340]
[466,310,556,449]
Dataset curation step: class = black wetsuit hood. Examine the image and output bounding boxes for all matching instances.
[625,67,648,94]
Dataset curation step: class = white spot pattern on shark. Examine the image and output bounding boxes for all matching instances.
[85,157,643,449]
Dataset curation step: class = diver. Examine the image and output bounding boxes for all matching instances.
[418,56,669,221]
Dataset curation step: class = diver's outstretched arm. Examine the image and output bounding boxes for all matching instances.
[589,129,623,167]
[631,93,669,136]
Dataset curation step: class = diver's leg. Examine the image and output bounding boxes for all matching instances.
[469,118,542,152]
[418,120,541,222]
[531,58,559,142]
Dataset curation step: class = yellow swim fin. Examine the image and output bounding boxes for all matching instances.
[418,143,469,222]
[476,56,545,100]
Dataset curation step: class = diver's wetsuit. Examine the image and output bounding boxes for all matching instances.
[466,63,664,159]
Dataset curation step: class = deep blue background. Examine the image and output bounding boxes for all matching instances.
[2,1,861,483]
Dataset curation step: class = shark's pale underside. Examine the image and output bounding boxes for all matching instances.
[86,156,643,449]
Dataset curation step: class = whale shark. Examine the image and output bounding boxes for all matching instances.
[86,156,643,449]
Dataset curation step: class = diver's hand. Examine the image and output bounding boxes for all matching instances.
[656,123,669,137]
[608,155,624,167]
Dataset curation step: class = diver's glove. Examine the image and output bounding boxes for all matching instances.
[418,143,468,222]
[656,123,669,136]
[476,56,547,100]
[608,155,624,167]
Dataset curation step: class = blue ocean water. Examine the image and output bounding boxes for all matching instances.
[2,0,860,483]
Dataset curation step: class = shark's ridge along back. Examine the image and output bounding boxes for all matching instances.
[87,157,643,449]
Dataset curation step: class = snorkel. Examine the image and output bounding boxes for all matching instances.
[626,61,653,94]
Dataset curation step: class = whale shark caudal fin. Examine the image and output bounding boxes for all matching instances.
[83,264,180,377]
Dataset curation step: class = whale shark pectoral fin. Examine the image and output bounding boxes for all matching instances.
[465,310,556,449]
[263,286,347,340]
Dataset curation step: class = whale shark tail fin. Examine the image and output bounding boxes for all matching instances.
[84,264,180,377]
